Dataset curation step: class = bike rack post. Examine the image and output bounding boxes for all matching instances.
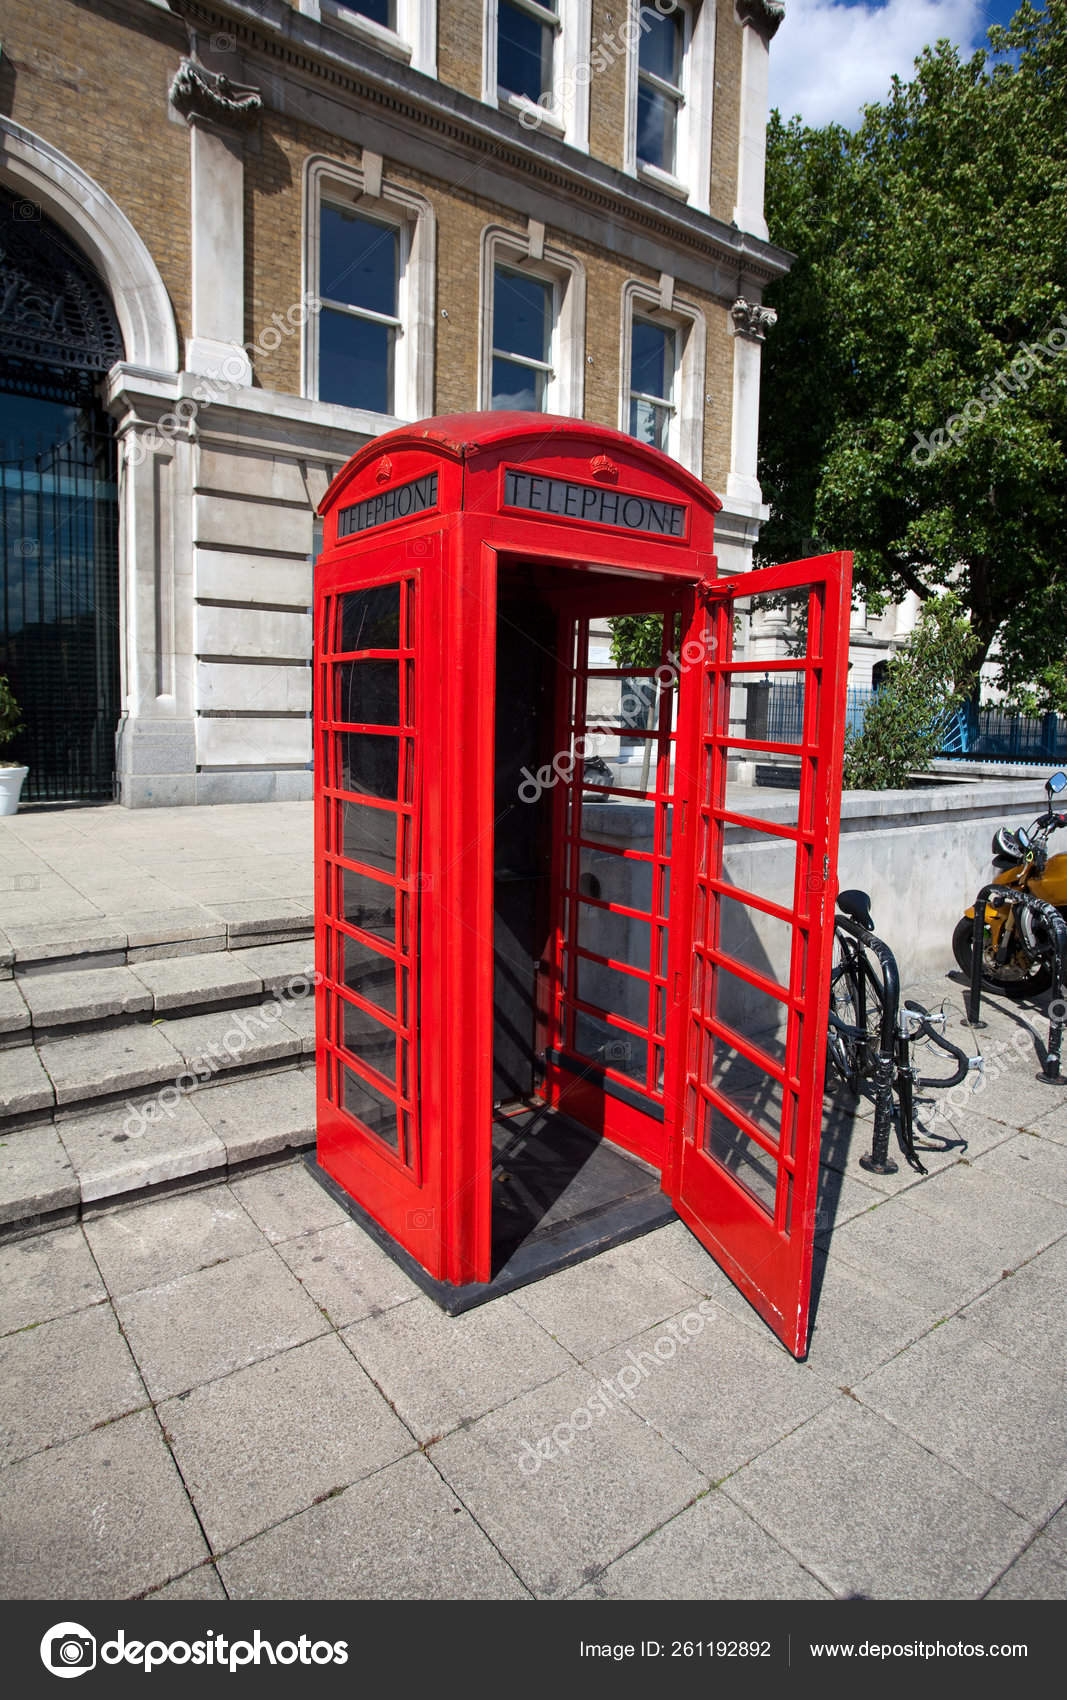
[1033,901,1067,1084]
[859,933,903,1176]
[966,889,993,1029]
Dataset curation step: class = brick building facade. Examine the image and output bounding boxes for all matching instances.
[1,0,788,805]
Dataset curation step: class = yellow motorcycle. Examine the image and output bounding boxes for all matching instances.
[952,770,1067,997]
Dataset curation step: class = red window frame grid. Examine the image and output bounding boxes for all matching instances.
[319,575,422,1180]
[550,607,680,1101]
[686,582,830,1227]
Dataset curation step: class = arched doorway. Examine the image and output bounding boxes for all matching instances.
[0,186,124,801]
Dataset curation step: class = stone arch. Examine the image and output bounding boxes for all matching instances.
[0,116,179,374]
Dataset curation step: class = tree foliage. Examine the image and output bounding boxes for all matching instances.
[842,595,980,789]
[0,675,23,755]
[608,614,664,668]
[759,2,1067,710]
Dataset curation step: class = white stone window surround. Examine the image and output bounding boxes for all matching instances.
[624,0,716,214]
[482,0,593,152]
[618,277,705,474]
[303,155,436,423]
[297,1,438,76]
[479,225,586,416]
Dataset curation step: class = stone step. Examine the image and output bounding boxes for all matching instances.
[0,1062,317,1240]
[3,903,312,982]
[0,941,317,1046]
[0,989,317,1127]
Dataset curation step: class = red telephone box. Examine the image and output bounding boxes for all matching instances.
[313,413,851,1358]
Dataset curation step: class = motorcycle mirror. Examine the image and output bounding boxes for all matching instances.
[1047,771,1067,795]
[1017,826,1031,849]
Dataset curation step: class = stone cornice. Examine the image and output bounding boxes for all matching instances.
[165,0,792,288]
[735,0,786,42]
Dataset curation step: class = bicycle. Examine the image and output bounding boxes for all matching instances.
[826,889,980,1175]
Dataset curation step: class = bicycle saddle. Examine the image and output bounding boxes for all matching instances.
[836,888,874,929]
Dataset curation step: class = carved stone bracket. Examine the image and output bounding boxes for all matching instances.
[735,0,786,42]
[169,58,263,129]
[730,298,778,342]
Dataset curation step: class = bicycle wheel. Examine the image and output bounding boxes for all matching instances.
[826,937,886,1095]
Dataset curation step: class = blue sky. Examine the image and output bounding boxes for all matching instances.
[767,1,1035,128]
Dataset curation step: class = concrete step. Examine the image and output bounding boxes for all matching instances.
[0,1063,317,1241]
[2,903,312,982]
[0,983,317,1129]
[0,941,317,1046]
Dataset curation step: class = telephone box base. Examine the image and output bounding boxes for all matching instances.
[304,1106,675,1315]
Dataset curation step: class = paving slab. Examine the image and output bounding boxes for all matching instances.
[1034,1503,1067,1566]
[20,965,153,1028]
[429,1365,706,1599]
[586,1302,835,1479]
[115,1247,329,1399]
[276,996,316,1052]
[159,1004,300,1074]
[84,1185,266,1297]
[194,1068,315,1164]
[217,901,313,939]
[819,1193,1012,1314]
[0,978,28,1036]
[723,1398,1031,1600]
[970,1129,1067,1205]
[343,1293,572,1445]
[574,1489,831,1600]
[58,1095,225,1203]
[130,950,264,1011]
[0,1125,78,1225]
[0,1044,54,1116]
[159,1333,415,1551]
[804,1251,942,1384]
[230,1159,350,1244]
[38,1022,184,1106]
[0,1303,147,1467]
[276,1218,418,1326]
[0,1225,106,1336]
[219,1451,527,1600]
[986,1536,1067,1600]
[0,1409,209,1599]
[121,910,227,949]
[146,1563,229,1601]
[509,1236,700,1360]
[855,1315,1067,1523]
[901,1161,1067,1271]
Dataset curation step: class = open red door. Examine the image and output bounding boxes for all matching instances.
[667,553,852,1357]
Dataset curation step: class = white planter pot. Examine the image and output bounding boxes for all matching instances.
[0,766,28,815]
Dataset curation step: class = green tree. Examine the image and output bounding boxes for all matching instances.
[0,675,23,763]
[842,595,980,789]
[759,2,1067,711]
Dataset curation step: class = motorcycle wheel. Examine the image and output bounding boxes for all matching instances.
[951,914,1055,998]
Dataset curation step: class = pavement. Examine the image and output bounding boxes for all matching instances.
[1,803,1066,1601]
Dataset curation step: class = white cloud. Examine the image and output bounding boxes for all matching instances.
[768,0,987,129]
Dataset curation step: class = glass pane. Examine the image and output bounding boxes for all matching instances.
[629,396,671,451]
[340,997,397,1083]
[631,318,674,404]
[341,931,396,1013]
[718,833,797,916]
[498,0,554,103]
[721,748,804,828]
[320,207,399,317]
[639,6,683,85]
[342,868,396,940]
[336,731,399,800]
[733,588,820,661]
[576,956,649,1029]
[579,789,656,843]
[494,268,552,363]
[491,357,546,412]
[707,961,789,1065]
[338,583,401,653]
[576,902,651,972]
[341,1064,399,1149]
[335,660,400,725]
[715,890,798,990]
[573,1011,648,1081]
[722,673,809,748]
[578,847,654,913]
[637,83,677,173]
[347,0,394,26]
[338,800,397,873]
[318,308,394,414]
[704,1105,777,1215]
